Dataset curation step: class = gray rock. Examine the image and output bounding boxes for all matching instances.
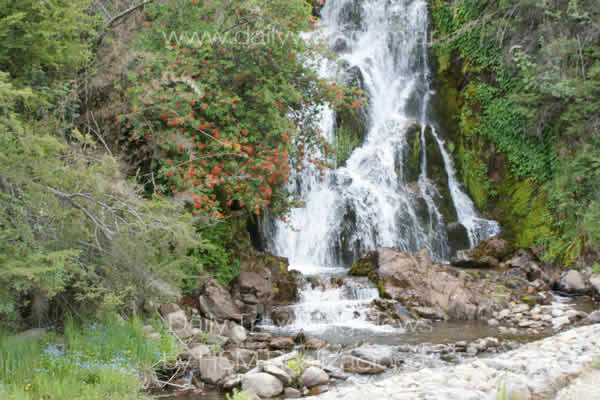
[224,321,247,343]
[559,270,587,293]
[590,275,600,295]
[284,387,302,398]
[299,366,329,388]
[552,316,571,330]
[242,372,284,398]
[343,355,386,374]
[198,356,235,385]
[221,374,242,390]
[165,310,192,337]
[183,344,211,361]
[262,363,292,386]
[205,334,229,347]
[351,345,395,367]
[487,318,499,327]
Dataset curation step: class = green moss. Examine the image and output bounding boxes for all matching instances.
[348,259,377,276]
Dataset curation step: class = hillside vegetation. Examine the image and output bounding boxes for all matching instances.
[430,0,600,266]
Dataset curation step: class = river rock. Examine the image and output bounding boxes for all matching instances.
[311,325,600,400]
[558,270,587,293]
[242,372,284,398]
[270,336,294,350]
[299,366,330,388]
[225,348,257,371]
[589,274,600,296]
[270,308,295,326]
[231,266,275,325]
[182,344,211,361]
[343,356,386,374]
[197,356,235,385]
[308,385,330,396]
[588,310,600,323]
[284,387,302,398]
[262,363,292,385]
[224,321,247,343]
[351,345,395,367]
[198,278,242,321]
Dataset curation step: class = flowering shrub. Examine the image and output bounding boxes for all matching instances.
[122,0,364,219]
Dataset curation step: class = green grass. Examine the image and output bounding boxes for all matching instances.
[0,317,178,400]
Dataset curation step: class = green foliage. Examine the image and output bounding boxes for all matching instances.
[0,317,176,399]
[335,125,361,165]
[0,0,98,84]
[226,388,250,400]
[123,0,363,220]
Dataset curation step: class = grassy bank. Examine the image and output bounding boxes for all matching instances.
[0,317,177,400]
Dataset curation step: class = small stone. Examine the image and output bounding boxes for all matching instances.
[183,344,211,361]
[221,374,242,390]
[588,310,600,323]
[198,356,235,385]
[553,316,570,330]
[343,356,386,374]
[498,309,510,320]
[488,318,499,327]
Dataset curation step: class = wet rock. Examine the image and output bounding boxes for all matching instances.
[447,223,470,257]
[488,318,499,327]
[198,278,242,321]
[414,306,447,320]
[558,270,587,294]
[348,250,378,276]
[451,237,512,268]
[343,355,386,374]
[198,356,235,385]
[552,316,571,330]
[332,37,349,53]
[299,366,329,388]
[351,345,396,367]
[270,308,295,326]
[262,363,292,386]
[270,336,294,351]
[242,372,283,398]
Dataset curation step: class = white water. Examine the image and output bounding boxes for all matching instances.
[262,0,500,336]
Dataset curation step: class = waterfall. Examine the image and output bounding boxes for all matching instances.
[261,0,500,336]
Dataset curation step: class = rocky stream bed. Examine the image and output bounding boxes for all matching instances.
[151,238,600,400]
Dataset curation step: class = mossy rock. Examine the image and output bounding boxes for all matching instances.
[400,123,422,182]
[348,250,378,276]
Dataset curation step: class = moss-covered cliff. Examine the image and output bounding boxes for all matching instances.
[428,0,600,266]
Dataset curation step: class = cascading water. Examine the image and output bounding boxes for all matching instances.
[261,0,500,338]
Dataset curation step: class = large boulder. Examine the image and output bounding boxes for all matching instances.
[197,356,235,385]
[348,250,378,277]
[451,237,513,268]
[198,278,242,322]
[558,270,587,294]
[242,372,284,398]
[374,247,512,320]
